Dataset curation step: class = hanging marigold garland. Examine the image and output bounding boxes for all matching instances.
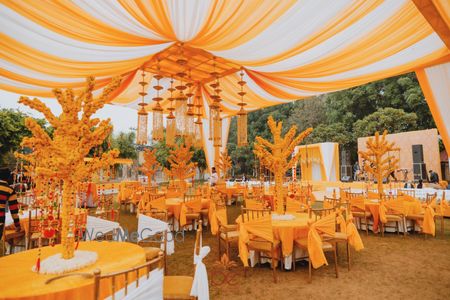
[166,77,176,147]
[237,67,248,147]
[136,70,149,145]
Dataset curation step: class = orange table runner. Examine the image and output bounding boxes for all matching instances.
[0,241,145,300]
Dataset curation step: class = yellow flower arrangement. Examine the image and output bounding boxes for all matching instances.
[17,76,122,259]
[254,116,312,213]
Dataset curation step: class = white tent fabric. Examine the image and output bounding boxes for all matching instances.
[85,216,122,241]
[137,214,174,256]
[416,62,450,154]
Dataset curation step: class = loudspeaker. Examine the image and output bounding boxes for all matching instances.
[413,163,428,180]
[412,144,424,163]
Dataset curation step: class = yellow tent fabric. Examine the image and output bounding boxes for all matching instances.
[1,0,450,155]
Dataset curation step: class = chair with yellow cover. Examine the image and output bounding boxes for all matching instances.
[285,196,307,213]
[293,212,338,283]
[348,196,371,235]
[379,199,405,237]
[239,212,280,283]
[405,196,436,236]
[180,195,202,231]
[435,192,447,236]
[214,204,238,261]
[244,195,265,210]
[164,221,207,300]
[92,252,165,300]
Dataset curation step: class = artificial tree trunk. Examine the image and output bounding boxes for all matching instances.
[274,171,284,214]
[61,179,75,259]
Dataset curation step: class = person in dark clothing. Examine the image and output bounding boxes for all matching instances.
[428,170,439,183]
[0,168,21,240]
[416,179,423,189]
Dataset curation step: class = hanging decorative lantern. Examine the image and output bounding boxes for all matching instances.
[237,67,248,146]
[193,94,203,148]
[209,61,222,147]
[166,78,176,147]
[136,70,148,145]
[175,45,188,138]
[152,66,164,141]
[185,79,195,144]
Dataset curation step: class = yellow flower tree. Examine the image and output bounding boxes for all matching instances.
[358,130,399,198]
[18,76,121,259]
[254,116,312,213]
[140,149,160,184]
[215,151,232,180]
[164,143,196,189]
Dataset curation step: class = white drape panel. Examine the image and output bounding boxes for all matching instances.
[319,143,339,181]
[167,0,210,41]
[105,268,164,300]
[416,62,450,153]
[85,216,122,241]
[138,214,174,255]
[190,246,210,300]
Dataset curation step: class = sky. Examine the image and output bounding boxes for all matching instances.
[0,90,138,134]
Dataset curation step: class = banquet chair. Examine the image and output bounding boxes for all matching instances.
[293,212,339,283]
[348,196,371,235]
[241,206,271,223]
[379,200,405,237]
[435,192,446,236]
[405,195,436,235]
[217,210,239,261]
[93,252,165,300]
[398,189,415,198]
[241,214,280,283]
[311,207,336,221]
[323,196,338,209]
[182,195,202,231]
[163,221,203,299]
[2,225,26,255]
[285,196,306,213]
[244,195,265,210]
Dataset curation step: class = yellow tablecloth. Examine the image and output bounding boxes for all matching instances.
[237,213,309,258]
[0,241,145,300]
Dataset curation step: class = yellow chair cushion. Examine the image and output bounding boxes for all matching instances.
[352,211,372,217]
[220,231,239,240]
[248,239,280,252]
[385,214,403,222]
[143,247,161,261]
[163,276,194,299]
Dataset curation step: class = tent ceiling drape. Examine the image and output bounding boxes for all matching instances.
[1,0,449,151]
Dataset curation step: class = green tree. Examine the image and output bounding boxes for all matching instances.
[307,122,353,147]
[353,107,417,138]
[111,132,137,159]
[0,109,49,167]
[191,148,207,179]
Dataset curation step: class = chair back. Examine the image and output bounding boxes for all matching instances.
[398,189,415,198]
[426,193,437,205]
[241,206,271,223]
[346,191,363,200]
[93,253,164,300]
[323,196,338,209]
[184,193,201,203]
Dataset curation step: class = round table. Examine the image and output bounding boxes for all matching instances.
[0,241,145,300]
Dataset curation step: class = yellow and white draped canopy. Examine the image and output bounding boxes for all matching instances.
[1,0,450,165]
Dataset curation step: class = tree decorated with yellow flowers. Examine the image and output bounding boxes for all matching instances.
[254,116,312,213]
[215,151,232,180]
[17,76,121,259]
[164,143,196,188]
[358,130,399,198]
[140,148,160,184]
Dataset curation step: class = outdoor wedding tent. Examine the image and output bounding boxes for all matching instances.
[1,0,449,165]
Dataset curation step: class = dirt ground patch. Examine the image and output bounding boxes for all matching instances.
[119,209,450,300]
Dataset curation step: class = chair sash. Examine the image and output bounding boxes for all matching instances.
[422,205,436,236]
[337,211,364,251]
[209,202,227,235]
[180,199,202,227]
[190,246,210,300]
[307,212,336,269]
[350,196,366,211]
[151,197,167,211]
[238,216,273,267]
